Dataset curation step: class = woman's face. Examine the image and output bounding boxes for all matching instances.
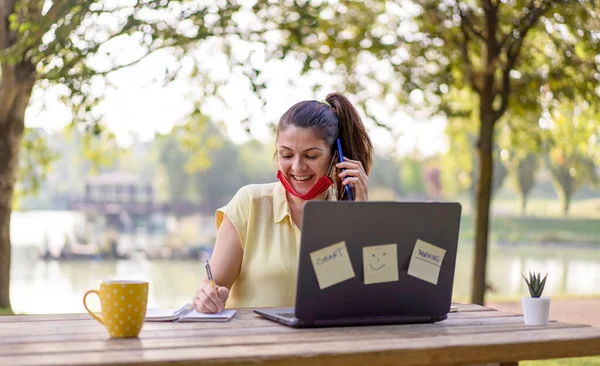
[276,125,332,195]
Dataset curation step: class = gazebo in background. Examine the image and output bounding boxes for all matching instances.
[75,171,155,230]
[68,171,159,257]
[67,171,213,259]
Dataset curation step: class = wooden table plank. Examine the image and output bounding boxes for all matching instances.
[0,309,517,336]
[0,314,538,346]
[0,326,599,366]
[0,322,588,357]
[0,310,576,346]
[0,303,494,324]
[1,304,598,366]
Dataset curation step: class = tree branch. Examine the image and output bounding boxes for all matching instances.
[456,2,481,94]
[494,1,552,121]
[40,41,174,81]
[0,0,17,50]
[29,1,63,45]
[499,0,552,50]
[24,0,44,25]
[482,0,496,12]
[95,44,175,76]
[483,0,499,54]
[456,3,485,41]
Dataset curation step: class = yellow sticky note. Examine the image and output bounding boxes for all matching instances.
[407,239,446,285]
[363,244,399,285]
[310,241,355,289]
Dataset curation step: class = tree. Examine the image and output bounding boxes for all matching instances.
[423,164,443,199]
[510,152,540,214]
[255,0,600,304]
[497,109,544,215]
[468,142,508,205]
[547,154,597,214]
[400,154,426,196]
[544,99,600,214]
[0,1,244,311]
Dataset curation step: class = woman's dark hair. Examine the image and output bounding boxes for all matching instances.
[275,92,374,200]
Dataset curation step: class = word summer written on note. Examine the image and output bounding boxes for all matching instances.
[407,239,446,285]
[310,241,355,289]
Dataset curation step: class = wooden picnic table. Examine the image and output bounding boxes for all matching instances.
[0,303,599,366]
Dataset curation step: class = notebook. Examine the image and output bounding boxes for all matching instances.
[145,303,236,322]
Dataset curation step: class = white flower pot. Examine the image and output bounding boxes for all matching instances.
[521,296,551,326]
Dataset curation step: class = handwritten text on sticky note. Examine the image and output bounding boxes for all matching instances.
[310,241,355,289]
[407,239,446,285]
[363,244,399,285]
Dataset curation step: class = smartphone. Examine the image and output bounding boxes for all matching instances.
[336,139,354,201]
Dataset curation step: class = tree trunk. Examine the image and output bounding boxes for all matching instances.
[520,193,528,215]
[471,115,495,306]
[0,62,36,311]
[562,198,570,216]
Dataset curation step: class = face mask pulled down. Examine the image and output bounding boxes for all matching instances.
[277,170,332,201]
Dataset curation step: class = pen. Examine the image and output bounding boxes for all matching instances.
[336,139,354,201]
[205,259,216,290]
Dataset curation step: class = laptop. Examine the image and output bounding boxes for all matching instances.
[254,200,462,328]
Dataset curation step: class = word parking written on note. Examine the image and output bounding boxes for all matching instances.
[407,239,447,285]
[310,241,356,289]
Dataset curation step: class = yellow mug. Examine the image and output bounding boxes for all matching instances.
[83,280,149,338]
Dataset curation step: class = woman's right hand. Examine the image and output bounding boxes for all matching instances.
[192,279,230,314]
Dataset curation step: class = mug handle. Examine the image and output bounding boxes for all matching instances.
[83,290,105,326]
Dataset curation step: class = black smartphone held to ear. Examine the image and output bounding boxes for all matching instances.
[336,139,354,201]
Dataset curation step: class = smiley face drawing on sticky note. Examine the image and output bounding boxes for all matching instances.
[363,244,399,285]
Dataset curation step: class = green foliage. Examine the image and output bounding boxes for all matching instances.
[544,99,600,215]
[153,119,213,204]
[511,153,541,214]
[152,115,274,209]
[400,155,425,195]
[250,0,600,122]
[468,145,508,203]
[13,128,59,210]
[369,154,402,197]
[2,1,246,134]
[522,271,548,298]
[496,109,544,214]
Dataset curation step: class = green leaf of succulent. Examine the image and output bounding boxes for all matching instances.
[522,271,548,298]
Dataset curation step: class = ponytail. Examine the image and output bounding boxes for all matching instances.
[325,93,373,200]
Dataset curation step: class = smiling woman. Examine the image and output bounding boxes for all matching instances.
[191,93,374,313]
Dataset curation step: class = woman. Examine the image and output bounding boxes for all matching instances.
[192,92,373,313]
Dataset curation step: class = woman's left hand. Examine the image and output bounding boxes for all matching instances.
[336,157,369,201]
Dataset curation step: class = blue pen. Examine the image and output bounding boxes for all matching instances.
[336,139,354,201]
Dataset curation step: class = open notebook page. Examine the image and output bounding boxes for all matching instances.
[145,304,236,322]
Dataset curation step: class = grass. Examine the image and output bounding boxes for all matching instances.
[492,197,600,219]
[451,293,600,305]
[522,357,600,365]
[453,196,600,245]
[0,308,13,316]
[458,214,600,245]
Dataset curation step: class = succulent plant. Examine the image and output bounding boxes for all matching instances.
[522,271,548,298]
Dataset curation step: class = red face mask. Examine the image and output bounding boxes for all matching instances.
[277,170,333,201]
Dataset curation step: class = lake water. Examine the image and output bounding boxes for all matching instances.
[8,211,600,314]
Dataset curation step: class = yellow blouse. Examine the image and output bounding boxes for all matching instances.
[215,182,335,309]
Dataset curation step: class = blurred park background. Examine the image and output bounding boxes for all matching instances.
[1,0,599,319]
